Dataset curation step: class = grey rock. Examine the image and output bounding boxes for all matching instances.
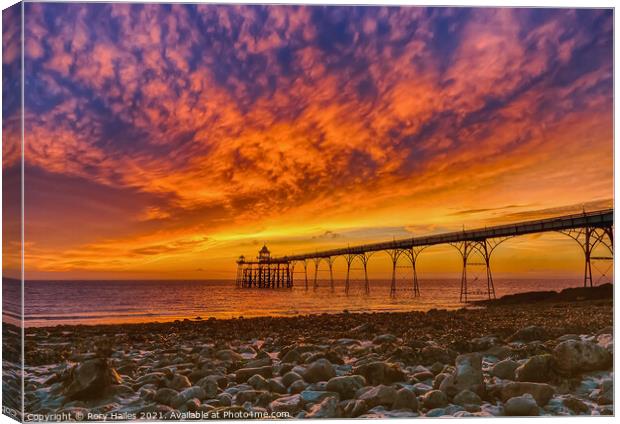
[553,340,612,376]
[305,396,339,418]
[353,362,406,385]
[281,371,303,388]
[171,386,206,408]
[507,326,549,342]
[562,395,589,414]
[235,366,273,383]
[215,349,243,361]
[453,353,484,395]
[247,374,270,391]
[303,359,336,383]
[167,374,191,391]
[288,379,308,394]
[341,399,368,418]
[422,390,448,409]
[325,375,366,400]
[391,388,418,411]
[358,385,397,408]
[504,394,539,416]
[269,394,303,415]
[300,390,339,404]
[453,389,482,407]
[372,334,397,344]
[499,382,554,406]
[515,354,555,382]
[490,359,519,380]
[154,388,178,406]
[62,358,123,401]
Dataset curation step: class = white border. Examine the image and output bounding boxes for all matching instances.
[0,2,616,424]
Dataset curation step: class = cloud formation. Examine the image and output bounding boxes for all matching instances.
[11,4,613,278]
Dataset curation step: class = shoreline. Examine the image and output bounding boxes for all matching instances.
[10,283,613,330]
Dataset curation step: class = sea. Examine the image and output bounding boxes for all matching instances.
[1,277,594,327]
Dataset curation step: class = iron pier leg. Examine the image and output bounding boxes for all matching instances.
[328,258,335,292]
[303,261,309,291]
[345,258,351,294]
[390,253,398,297]
[361,255,370,295]
[412,258,420,297]
[313,259,319,290]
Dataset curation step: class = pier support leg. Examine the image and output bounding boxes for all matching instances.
[403,247,426,297]
[559,226,614,288]
[313,259,320,290]
[451,241,471,303]
[303,261,309,291]
[387,250,402,297]
[344,255,354,295]
[359,253,372,295]
[328,258,335,292]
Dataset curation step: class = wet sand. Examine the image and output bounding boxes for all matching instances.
[14,289,615,419]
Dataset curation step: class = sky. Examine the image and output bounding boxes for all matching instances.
[2,4,613,280]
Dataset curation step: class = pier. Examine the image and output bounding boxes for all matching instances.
[235,209,613,301]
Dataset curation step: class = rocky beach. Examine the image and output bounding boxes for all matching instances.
[19,287,614,419]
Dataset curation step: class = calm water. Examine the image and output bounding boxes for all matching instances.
[1,278,591,327]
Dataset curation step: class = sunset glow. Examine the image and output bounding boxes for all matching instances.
[5,4,612,279]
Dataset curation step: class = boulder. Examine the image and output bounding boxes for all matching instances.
[196,376,220,399]
[391,388,418,411]
[553,340,612,376]
[373,334,398,344]
[453,389,481,407]
[280,349,302,364]
[506,326,549,342]
[499,382,554,406]
[154,387,178,405]
[420,346,455,365]
[598,379,613,405]
[305,396,339,418]
[413,371,434,382]
[215,349,243,361]
[235,366,273,383]
[562,395,589,414]
[247,374,270,391]
[282,371,303,388]
[171,386,206,408]
[353,362,406,385]
[490,359,519,380]
[515,354,555,382]
[357,385,397,408]
[341,399,368,418]
[167,374,191,391]
[269,394,303,415]
[422,390,448,409]
[268,379,287,394]
[453,353,484,395]
[504,394,539,416]
[289,379,308,394]
[62,358,123,401]
[326,375,366,400]
[300,390,339,404]
[304,359,336,383]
